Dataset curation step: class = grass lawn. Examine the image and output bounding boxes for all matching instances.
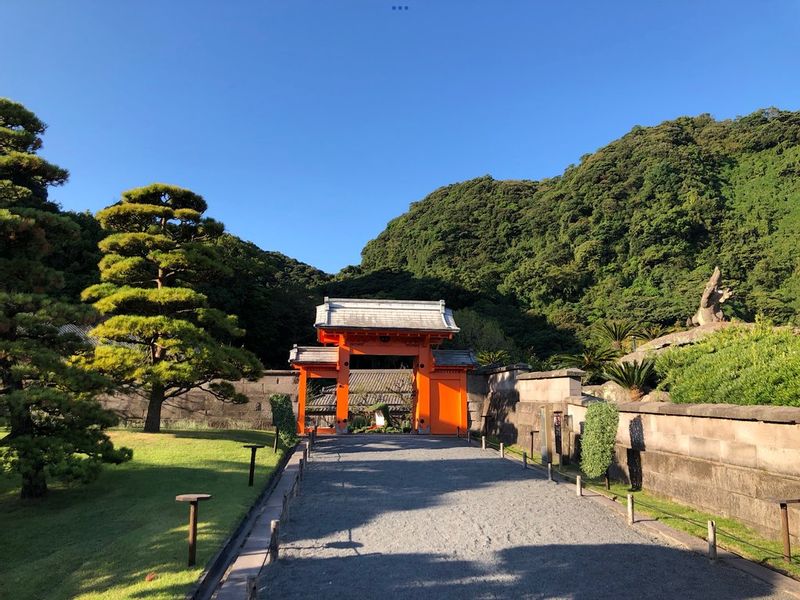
[0,428,285,600]
[492,437,800,580]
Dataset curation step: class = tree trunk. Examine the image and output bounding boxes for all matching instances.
[21,462,48,499]
[143,385,165,433]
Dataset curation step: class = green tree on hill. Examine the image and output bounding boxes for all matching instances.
[82,184,263,433]
[0,98,131,498]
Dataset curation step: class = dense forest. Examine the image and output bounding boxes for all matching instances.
[53,108,800,366]
[358,108,800,358]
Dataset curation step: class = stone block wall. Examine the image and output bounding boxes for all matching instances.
[101,370,299,428]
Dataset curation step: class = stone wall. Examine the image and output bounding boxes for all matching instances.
[101,370,299,428]
[473,365,800,546]
[591,401,800,546]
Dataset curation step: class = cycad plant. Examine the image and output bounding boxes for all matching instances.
[602,359,655,400]
[597,320,639,352]
[551,347,620,384]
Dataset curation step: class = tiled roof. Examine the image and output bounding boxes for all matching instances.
[433,349,478,367]
[306,369,413,412]
[288,345,338,365]
[314,298,459,332]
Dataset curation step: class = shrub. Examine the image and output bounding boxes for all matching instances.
[269,394,298,445]
[580,402,619,479]
[655,324,800,406]
[602,359,656,400]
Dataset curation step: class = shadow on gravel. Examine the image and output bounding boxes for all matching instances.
[261,543,779,599]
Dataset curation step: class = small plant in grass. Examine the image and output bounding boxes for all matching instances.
[580,401,619,489]
[269,394,297,446]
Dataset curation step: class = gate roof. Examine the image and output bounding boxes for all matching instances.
[315,298,459,333]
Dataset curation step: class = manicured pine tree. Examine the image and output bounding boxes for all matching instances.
[84,184,263,432]
[0,98,131,499]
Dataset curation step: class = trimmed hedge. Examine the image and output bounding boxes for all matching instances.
[269,394,298,445]
[655,324,800,407]
[580,402,619,479]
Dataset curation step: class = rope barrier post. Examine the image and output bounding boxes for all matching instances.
[707,520,717,560]
[576,475,582,497]
[780,502,792,562]
[522,451,527,469]
[547,462,552,481]
[268,519,280,563]
[299,457,304,481]
[481,435,486,450]
[246,576,257,600]
[627,494,635,525]
[500,442,505,459]
[305,440,311,460]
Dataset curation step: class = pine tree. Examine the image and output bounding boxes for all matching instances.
[0,98,131,499]
[84,184,263,432]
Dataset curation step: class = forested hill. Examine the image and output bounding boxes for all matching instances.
[358,108,800,353]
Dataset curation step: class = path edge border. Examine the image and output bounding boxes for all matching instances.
[185,440,297,600]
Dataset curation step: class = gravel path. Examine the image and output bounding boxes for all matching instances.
[261,436,791,599]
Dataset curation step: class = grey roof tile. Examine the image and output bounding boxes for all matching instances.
[315,298,459,332]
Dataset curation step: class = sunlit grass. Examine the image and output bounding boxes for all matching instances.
[0,429,284,599]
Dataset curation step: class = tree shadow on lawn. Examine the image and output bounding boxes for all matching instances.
[0,458,273,600]
[261,543,781,600]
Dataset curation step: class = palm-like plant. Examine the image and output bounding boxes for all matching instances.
[551,348,620,383]
[597,320,639,351]
[602,359,655,401]
[635,323,668,343]
[476,349,511,367]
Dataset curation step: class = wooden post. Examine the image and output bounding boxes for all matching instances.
[243,445,265,487]
[576,475,582,497]
[282,491,288,521]
[780,502,792,562]
[547,462,552,481]
[175,494,212,567]
[273,426,279,453]
[305,440,311,459]
[269,519,280,562]
[627,494,635,525]
[467,430,471,445]
[523,451,527,469]
[529,430,535,460]
[708,520,717,560]
[456,426,460,438]
[299,457,304,481]
[500,442,505,458]
[481,435,486,450]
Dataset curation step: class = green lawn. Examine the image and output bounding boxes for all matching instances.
[493,437,800,580]
[0,429,284,600]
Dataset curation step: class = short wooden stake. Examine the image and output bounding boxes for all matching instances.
[780,502,792,562]
[299,457,304,481]
[282,492,288,521]
[457,426,460,438]
[547,462,552,481]
[708,520,717,560]
[627,494,635,525]
[175,493,212,567]
[481,435,486,450]
[305,440,311,459]
[523,451,528,469]
[576,475,582,497]
[467,430,471,445]
[268,519,280,562]
[273,426,279,453]
[500,442,505,458]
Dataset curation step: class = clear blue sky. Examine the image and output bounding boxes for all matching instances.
[4,1,800,273]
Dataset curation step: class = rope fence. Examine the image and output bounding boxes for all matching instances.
[471,431,800,571]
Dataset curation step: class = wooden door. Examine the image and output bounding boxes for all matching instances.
[431,378,461,434]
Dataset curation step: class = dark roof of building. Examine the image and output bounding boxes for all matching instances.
[288,345,338,365]
[306,369,413,413]
[433,349,478,367]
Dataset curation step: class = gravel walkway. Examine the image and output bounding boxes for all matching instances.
[261,436,791,599]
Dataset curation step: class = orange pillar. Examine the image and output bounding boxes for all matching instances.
[335,346,350,434]
[460,370,468,431]
[296,368,307,435]
[415,347,432,434]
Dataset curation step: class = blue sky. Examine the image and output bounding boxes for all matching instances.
[3,1,800,273]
